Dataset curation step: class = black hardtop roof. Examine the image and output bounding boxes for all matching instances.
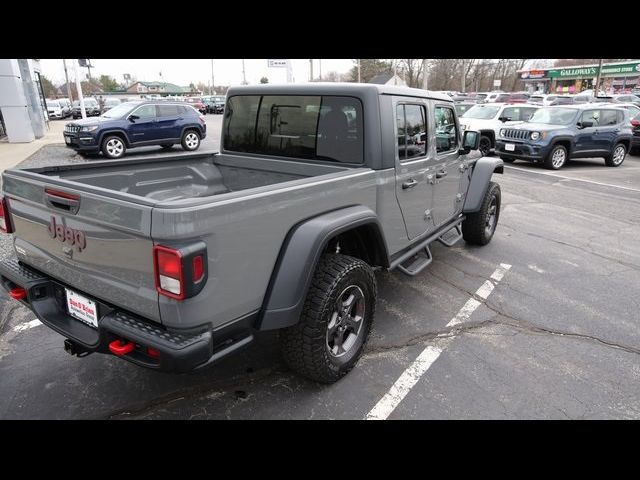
[226,82,452,102]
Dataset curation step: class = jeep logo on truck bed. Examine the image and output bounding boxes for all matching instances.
[48,216,86,252]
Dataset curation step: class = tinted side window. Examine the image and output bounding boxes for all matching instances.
[396,105,406,160]
[133,105,156,119]
[158,104,181,117]
[599,110,618,126]
[224,96,261,152]
[521,107,537,120]
[617,111,624,123]
[434,106,459,153]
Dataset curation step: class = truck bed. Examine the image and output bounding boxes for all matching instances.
[24,152,353,203]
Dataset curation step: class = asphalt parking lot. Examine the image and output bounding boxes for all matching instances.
[1,117,639,419]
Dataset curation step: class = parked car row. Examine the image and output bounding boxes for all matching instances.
[45,99,72,119]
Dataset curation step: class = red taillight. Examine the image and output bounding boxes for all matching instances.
[193,255,204,283]
[154,245,184,300]
[0,196,14,234]
[631,120,640,127]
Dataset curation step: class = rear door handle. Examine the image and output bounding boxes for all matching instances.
[402,179,418,189]
[436,170,448,179]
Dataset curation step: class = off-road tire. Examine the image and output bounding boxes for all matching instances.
[181,129,201,151]
[462,181,501,245]
[604,143,627,167]
[101,135,126,159]
[279,254,377,384]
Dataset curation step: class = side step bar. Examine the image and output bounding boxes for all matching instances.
[390,216,465,277]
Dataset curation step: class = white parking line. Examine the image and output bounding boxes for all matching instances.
[366,263,511,420]
[504,165,640,193]
[12,319,42,332]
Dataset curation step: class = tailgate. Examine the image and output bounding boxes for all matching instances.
[2,173,160,323]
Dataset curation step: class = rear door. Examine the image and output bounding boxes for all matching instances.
[156,104,182,140]
[2,172,159,322]
[594,109,623,152]
[431,104,464,227]
[394,99,437,240]
[127,104,159,143]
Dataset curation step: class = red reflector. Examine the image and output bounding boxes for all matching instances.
[0,196,14,234]
[9,287,27,300]
[193,255,204,282]
[44,188,80,201]
[109,339,135,356]
[147,347,160,358]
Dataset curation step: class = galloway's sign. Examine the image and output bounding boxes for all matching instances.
[548,62,640,78]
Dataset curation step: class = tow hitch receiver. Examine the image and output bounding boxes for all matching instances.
[109,339,135,356]
[64,339,91,357]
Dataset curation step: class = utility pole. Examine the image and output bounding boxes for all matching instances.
[594,58,604,96]
[319,59,322,81]
[393,60,397,85]
[62,59,73,100]
[74,60,86,119]
[309,59,313,82]
[242,59,247,85]
[286,60,292,83]
[214,58,216,95]
[421,59,428,90]
[461,59,466,93]
[357,59,361,83]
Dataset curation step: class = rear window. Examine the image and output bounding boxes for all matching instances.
[224,95,364,164]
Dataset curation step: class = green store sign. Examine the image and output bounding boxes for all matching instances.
[548,62,640,78]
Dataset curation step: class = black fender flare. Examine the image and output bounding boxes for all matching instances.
[98,129,132,147]
[180,124,205,139]
[257,206,388,331]
[463,157,504,213]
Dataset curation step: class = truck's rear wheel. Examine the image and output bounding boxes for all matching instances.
[280,254,376,384]
[462,181,501,245]
[604,143,626,167]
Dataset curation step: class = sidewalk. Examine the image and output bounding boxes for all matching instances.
[0,120,66,174]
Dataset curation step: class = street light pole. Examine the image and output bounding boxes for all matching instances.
[319,59,322,81]
[309,59,313,82]
[357,59,361,83]
[74,60,86,119]
[242,59,247,85]
[214,58,216,95]
[62,59,73,101]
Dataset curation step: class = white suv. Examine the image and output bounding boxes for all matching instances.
[458,103,540,156]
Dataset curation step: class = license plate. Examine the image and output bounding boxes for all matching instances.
[505,143,515,152]
[65,289,98,328]
[65,136,71,144]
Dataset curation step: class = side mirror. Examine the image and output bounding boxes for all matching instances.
[128,114,139,122]
[498,116,512,123]
[460,130,480,155]
[577,120,593,129]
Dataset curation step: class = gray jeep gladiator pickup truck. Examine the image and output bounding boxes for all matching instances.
[0,84,503,383]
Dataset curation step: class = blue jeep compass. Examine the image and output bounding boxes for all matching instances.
[63,101,207,159]
[495,104,633,170]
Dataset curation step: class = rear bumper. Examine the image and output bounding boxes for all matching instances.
[0,257,252,373]
[495,140,549,161]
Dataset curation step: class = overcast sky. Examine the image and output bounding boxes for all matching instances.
[39,59,356,87]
